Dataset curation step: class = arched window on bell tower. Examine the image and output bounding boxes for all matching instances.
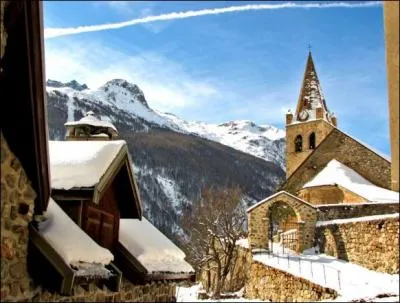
[295,135,303,153]
[309,132,316,150]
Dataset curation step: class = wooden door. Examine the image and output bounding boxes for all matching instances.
[84,205,116,249]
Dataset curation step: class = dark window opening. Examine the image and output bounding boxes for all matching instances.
[295,135,302,152]
[309,132,316,150]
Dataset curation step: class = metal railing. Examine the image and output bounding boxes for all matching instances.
[252,244,341,291]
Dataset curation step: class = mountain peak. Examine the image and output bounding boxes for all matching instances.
[101,79,149,108]
[46,79,88,91]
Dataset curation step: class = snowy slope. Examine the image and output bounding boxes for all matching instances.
[159,113,285,168]
[46,79,286,169]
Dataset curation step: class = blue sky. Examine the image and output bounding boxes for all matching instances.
[43,1,391,156]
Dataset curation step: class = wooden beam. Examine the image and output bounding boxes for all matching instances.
[1,1,50,214]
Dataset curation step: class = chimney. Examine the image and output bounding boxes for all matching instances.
[286,110,293,125]
[64,111,119,141]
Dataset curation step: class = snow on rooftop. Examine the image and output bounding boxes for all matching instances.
[49,140,126,190]
[38,198,113,265]
[316,213,399,227]
[64,112,118,132]
[247,191,315,213]
[303,159,399,203]
[119,218,194,274]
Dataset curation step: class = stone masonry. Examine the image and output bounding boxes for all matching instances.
[1,131,37,301]
[286,119,334,178]
[244,261,337,302]
[298,185,367,205]
[316,203,399,221]
[29,278,176,302]
[316,216,399,274]
[248,192,317,252]
[199,245,251,293]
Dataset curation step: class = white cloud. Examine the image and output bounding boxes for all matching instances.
[44,39,220,112]
[45,2,381,39]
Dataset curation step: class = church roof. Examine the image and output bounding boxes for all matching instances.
[303,159,399,203]
[294,52,332,123]
[282,127,392,194]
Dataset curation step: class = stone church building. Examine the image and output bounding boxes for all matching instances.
[248,51,399,255]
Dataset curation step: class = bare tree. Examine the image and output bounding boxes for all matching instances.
[181,185,246,299]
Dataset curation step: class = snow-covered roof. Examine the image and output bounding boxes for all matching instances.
[119,218,194,274]
[64,111,118,133]
[316,213,399,227]
[38,198,113,265]
[303,159,399,203]
[247,190,315,213]
[49,140,126,190]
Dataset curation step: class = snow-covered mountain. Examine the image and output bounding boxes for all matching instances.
[47,78,286,169]
[159,113,285,169]
[46,79,286,242]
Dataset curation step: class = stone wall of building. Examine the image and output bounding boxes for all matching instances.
[248,193,317,252]
[316,216,399,274]
[298,185,366,205]
[244,261,338,302]
[28,279,176,302]
[283,128,392,194]
[286,119,334,178]
[1,132,37,301]
[1,134,178,302]
[316,203,399,221]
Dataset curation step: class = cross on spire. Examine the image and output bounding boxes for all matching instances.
[308,44,312,52]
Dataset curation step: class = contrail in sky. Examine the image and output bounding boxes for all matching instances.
[44,1,381,39]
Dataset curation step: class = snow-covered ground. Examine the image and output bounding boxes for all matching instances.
[252,241,399,302]
[182,238,399,302]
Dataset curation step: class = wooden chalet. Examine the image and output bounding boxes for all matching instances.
[1,1,194,297]
[49,130,142,251]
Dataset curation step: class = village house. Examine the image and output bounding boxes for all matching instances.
[1,2,194,301]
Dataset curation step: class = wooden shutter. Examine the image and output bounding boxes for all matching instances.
[100,212,115,249]
[84,205,116,249]
[84,206,102,242]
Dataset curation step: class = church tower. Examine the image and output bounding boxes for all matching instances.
[285,52,337,178]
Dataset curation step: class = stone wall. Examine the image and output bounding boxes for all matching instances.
[316,216,399,274]
[284,128,392,194]
[286,119,334,178]
[298,185,366,205]
[244,261,337,302]
[28,279,176,302]
[316,203,399,221]
[199,246,252,293]
[248,192,317,252]
[1,131,37,301]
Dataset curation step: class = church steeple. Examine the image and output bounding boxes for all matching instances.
[285,52,337,178]
[294,52,333,124]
